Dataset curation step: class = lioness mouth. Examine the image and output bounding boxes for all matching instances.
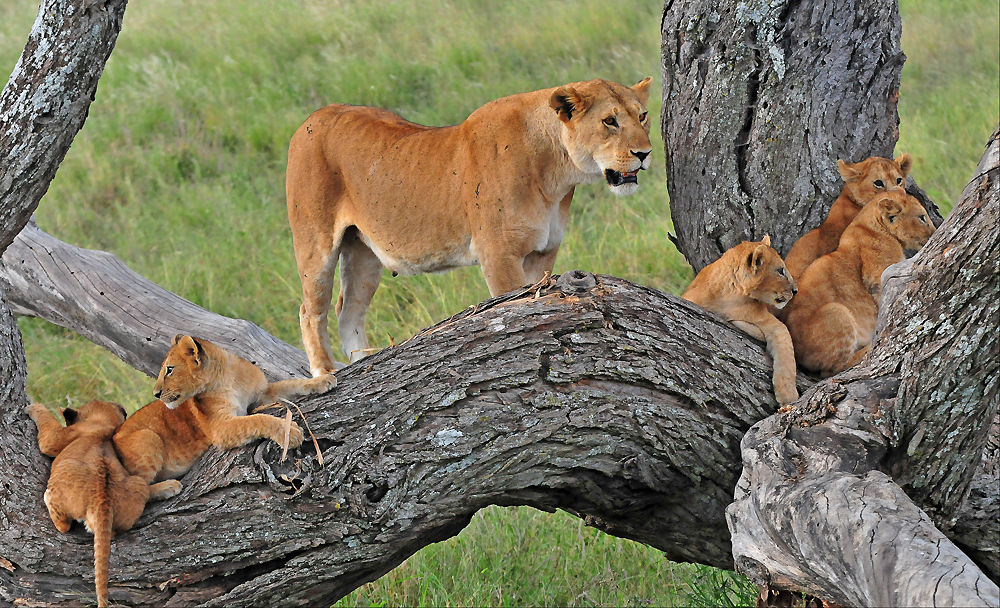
[605,168,639,187]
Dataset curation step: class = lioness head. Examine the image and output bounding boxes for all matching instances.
[738,236,798,309]
[875,190,936,251]
[837,154,912,206]
[549,77,653,196]
[153,334,211,409]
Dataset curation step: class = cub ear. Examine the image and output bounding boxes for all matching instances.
[631,77,652,106]
[549,86,586,123]
[837,159,862,182]
[878,197,904,223]
[746,244,768,274]
[761,234,772,247]
[895,152,913,177]
[178,335,205,366]
[172,333,184,346]
[61,407,79,426]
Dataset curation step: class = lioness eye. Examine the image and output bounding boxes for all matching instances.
[896,177,903,185]
[874,180,885,188]
[165,366,174,376]
[603,116,618,127]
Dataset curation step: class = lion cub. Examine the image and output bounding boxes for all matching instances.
[28,400,181,608]
[784,154,912,279]
[113,335,336,486]
[683,236,800,404]
[783,190,935,376]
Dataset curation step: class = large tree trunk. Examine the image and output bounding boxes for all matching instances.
[660,0,941,271]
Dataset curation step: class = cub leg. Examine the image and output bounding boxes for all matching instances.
[42,488,73,533]
[26,403,77,457]
[110,473,152,533]
[148,480,183,502]
[732,319,798,404]
[336,231,383,364]
[113,429,167,485]
[209,413,304,450]
[263,375,337,403]
[793,302,861,376]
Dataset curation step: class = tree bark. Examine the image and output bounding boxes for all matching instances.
[727,128,1000,605]
[660,0,942,271]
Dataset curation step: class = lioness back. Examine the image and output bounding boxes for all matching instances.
[784,190,934,375]
[288,78,654,374]
[784,154,912,279]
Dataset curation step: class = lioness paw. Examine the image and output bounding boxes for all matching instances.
[310,373,337,394]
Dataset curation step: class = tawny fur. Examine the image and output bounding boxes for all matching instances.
[113,335,336,486]
[287,78,654,374]
[28,400,180,608]
[783,190,935,376]
[784,154,912,280]
[682,236,800,405]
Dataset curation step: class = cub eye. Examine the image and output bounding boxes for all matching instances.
[874,180,885,188]
[639,112,648,122]
[777,267,786,277]
[919,214,927,223]
[896,177,903,185]
[165,366,174,376]
[603,116,618,127]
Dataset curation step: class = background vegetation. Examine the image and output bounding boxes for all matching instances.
[1,0,996,605]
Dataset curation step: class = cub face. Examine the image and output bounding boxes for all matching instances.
[741,236,798,309]
[877,191,936,250]
[153,334,208,409]
[549,78,653,196]
[838,153,912,206]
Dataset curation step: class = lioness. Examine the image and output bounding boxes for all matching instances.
[28,400,180,608]
[784,154,912,280]
[783,190,935,376]
[287,77,653,374]
[113,335,336,486]
[682,236,800,405]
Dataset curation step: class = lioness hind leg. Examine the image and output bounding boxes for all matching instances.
[297,245,341,378]
[337,230,383,364]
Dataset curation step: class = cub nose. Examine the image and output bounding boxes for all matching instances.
[632,150,650,162]
[792,287,799,295]
[153,389,161,399]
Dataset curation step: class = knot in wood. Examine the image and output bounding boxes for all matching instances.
[554,270,597,295]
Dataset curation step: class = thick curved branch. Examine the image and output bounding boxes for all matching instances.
[727,129,1000,604]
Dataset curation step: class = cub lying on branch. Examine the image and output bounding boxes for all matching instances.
[784,154,912,280]
[113,335,336,486]
[28,400,180,608]
[783,190,935,376]
[682,236,800,405]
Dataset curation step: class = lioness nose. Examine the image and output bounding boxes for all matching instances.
[632,150,650,162]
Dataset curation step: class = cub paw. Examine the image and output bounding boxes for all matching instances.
[775,386,800,406]
[149,479,183,501]
[26,402,49,423]
[309,373,337,394]
[275,421,305,449]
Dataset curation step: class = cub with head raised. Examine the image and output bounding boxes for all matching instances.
[682,236,800,404]
[113,335,336,487]
[783,190,935,376]
[288,77,653,374]
[784,154,912,279]
[28,400,181,607]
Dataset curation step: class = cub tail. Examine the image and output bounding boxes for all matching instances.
[87,494,113,608]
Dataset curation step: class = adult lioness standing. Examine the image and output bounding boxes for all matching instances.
[287,78,653,374]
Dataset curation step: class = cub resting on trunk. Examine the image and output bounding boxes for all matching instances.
[28,399,180,608]
[783,190,935,376]
[784,154,912,280]
[113,334,336,486]
[287,78,654,374]
[682,236,800,405]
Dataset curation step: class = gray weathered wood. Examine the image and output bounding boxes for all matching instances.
[727,128,1000,605]
[661,0,917,271]
[0,220,325,381]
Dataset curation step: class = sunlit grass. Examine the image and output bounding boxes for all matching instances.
[2,0,996,604]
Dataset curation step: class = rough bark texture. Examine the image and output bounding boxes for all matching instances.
[0,0,128,252]
[660,0,937,271]
[1,271,808,606]
[0,220,323,382]
[727,129,1000,605]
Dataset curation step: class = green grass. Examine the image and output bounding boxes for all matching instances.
[2,0,996,605]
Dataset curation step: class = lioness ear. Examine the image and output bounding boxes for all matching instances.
[837,159,861,182]
[61,407,78,426]
[550,86,586,123]
[895,153,913,177]
[631,77,652,106]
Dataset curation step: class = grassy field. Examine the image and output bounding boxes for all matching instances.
[2,0,996,605]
